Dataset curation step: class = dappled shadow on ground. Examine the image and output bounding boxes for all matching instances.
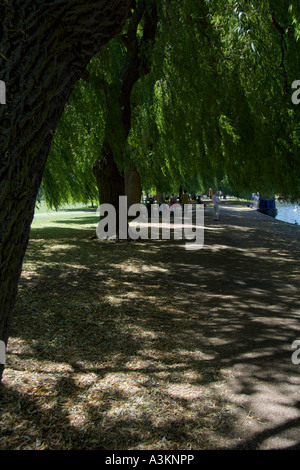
[1,206,300,449]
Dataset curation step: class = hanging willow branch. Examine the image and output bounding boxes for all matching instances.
[271,10,289,96]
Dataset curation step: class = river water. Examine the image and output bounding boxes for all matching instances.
[275,201,300,225]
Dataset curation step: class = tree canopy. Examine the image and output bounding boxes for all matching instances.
[43,0,300,205]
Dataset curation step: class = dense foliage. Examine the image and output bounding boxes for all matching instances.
[44,0,300,206]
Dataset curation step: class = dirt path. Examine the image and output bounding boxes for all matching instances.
[172,204,300,449]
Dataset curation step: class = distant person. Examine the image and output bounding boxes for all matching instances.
[197,195,206,208]
[180,190,190,206]
[169,193,177,206]
[212,190,221,221]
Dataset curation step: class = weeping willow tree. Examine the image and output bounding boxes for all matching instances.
[44,0,300,208]
[44,0,158,210]
[43,56,110,209]
[130,0,300,199]
[214,0,300,199]
[92,0,158,217]
[129,0,224,194]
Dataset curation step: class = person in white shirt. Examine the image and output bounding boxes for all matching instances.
[212,191,220,221]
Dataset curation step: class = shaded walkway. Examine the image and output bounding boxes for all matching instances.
[172,205,300,449]
[1,204,300,449]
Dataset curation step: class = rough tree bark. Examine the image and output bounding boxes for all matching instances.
[93,0,157,223]
[125,162,142,206]
[0,0,132,383]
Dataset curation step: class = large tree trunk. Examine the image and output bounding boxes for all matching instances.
[125,162,142,206]
[93,141,125,215]
[93,0,157,214]
[0,0,132,383]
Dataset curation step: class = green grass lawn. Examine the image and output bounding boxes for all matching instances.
[32,202,99,229]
